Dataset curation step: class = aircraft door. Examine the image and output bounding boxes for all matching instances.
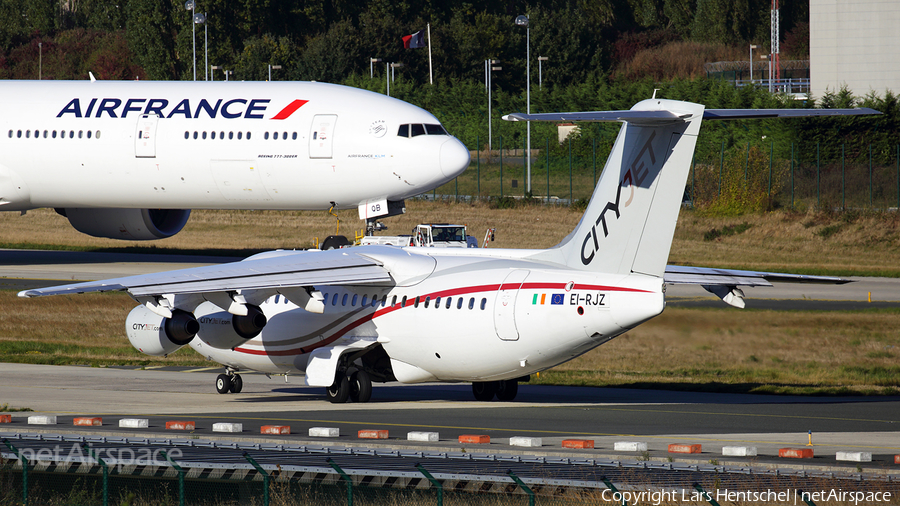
[493,269,529,341]
[309,114,337,159]
[134,114,159,158]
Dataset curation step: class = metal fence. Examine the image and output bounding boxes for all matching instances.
[431,135,900,212]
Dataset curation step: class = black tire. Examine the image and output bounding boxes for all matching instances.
[322,235,350,250]
[349,370,373,403]
[472,381,497,401]
[496,379,518,401]
[215,374,231,394]
[230,374,243,393]
[326,374,350,403]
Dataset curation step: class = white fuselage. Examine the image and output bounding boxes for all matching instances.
[187,245,665,383]
[0,80,469,211]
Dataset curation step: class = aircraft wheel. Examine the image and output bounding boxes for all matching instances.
[349,370,372,403]
[322,235,350,250]
[472,381,497,401]
[326,374,350,403]
[215,374,232,394]
[230,374,243,394]
[496,379,518,401]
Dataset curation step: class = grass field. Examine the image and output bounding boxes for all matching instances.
[1,202,900,396]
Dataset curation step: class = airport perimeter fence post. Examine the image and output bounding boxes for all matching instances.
[327,458,353,506]
[160,450,186,506]
[790,142,794,209]
[523,136,527,194]
[896,144,899,209]
[568,137,573,203]
[244,452,270,506]
[476,134,481,197]
[692,483,722,506]
[718,140,724,198]
[744,142,750,183]
[415,463,442,506]
[768,142,773,200]
[600,476,627,506]
[546,137,550,202]
[842,144,845,210]
[593,138,597,186]
[82,443,108,506]
[506,470,535,506]
[869,144,873,207]
[817,142,820,209]
[2,438,28,506]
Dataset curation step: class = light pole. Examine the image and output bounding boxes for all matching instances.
[211,65,220,81]
[224,70,232,81]
[515,14,531,194]
[486,59,501,151]
[749,44,757,83]
[268,64,281,81]
[193,12,207,81]
[369,58,381,78]
[185,0,196,81]
[538,56,548,88]
[38,42,41,80]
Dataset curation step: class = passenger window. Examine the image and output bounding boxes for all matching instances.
[468,298,474,310]
[392,295,398,306]
[184,131,189,139]
[480,298,487,310]
[457,298,463,309]
[397,124,409,137]
[87,130,92,139]
[25,130,30,138]
[52,130,57,138]
[434,296,441,308]
[96,131,101,139]
[446,297,452,309]
[425,124,447,135]
[351,294,358,306]
[361,295,368,306]
[292,132,297,140]
[193,131,198,139]
[43,130,48,138]
[264,132,269,140]
[16,130,21,138]
[282,132,287,140]
[228,132,234,140]
[69,131,74,138]
[342,294,348,306]
[414,296,420,308]
[381,295,387,307]
[332,294,338,306]
[202,131,207,139]
[274,295,280,304]
[424,296,430,308]
[219,132,224,140]
[411,124,426,137]
[78,130,83,138]
[247,132,252,140]
[237,132,243,140]
[401,295,407,307]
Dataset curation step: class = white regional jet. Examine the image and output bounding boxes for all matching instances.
[20,99,876,403]
[0,80,470,240]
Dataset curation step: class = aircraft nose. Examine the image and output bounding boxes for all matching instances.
[440,137,471,178]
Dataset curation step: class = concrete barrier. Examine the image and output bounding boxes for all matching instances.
[407,431,439,442]
[562,439,594,449]
[119,419,149,428]
[668,444,701,454]
[165,421,195,431]
[836,451,871,462]
[27,415,56,425]
[459,435,490,444]
[261,425,290,435]
[212,423,243,433]
[309,427,339,437]
[358,430,388,439]
[0,415,11,423]
[614,442,647,452]
[722,446,757,457]
[74,417,102,427]
[509,437,542,447]
[779,448,813,459]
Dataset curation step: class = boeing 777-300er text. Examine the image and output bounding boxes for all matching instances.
[0,80,470,240]
[21,99,877,402]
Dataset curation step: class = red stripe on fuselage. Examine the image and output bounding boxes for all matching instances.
[233,281,651,357]
[271,100,308,120]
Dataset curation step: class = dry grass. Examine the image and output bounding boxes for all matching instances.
[615,41,748,81]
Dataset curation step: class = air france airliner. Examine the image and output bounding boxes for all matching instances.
[0,80,470,240]
[21,99,876,403]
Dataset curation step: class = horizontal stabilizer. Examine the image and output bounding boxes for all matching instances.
[703,108,880,120]
[664,265,850,286]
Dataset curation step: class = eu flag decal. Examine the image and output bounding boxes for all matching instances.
[550,294,565,305]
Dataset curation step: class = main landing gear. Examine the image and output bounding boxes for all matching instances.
[326,369,373,403]
[472,379,518,401]
[215,372,243,394]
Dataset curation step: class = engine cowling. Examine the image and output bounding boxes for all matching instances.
[126,306,199,356]
[194,302,268,350]
[57,208,190,240]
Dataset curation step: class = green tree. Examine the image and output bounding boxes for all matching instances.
[126,0,177,79]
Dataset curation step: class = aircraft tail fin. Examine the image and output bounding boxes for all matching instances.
[519,99,704,277]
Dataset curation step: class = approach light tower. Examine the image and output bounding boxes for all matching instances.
[770,0,780,91]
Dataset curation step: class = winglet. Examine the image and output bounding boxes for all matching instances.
[89,72,96,83]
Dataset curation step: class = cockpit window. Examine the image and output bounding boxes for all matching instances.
[398,123,449,138]
[397,124,409,137]
[425,124,448,135]
[411,124,426,137]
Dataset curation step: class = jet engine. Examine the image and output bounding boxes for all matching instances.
[57,208,190,240]
[126,306,199,356]
[193,302,268,350]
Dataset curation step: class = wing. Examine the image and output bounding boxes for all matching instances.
[504,108,880,123]
[664,264,851,308]
[18,246,429,317]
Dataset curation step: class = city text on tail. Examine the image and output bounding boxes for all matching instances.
[21,99,877,403]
